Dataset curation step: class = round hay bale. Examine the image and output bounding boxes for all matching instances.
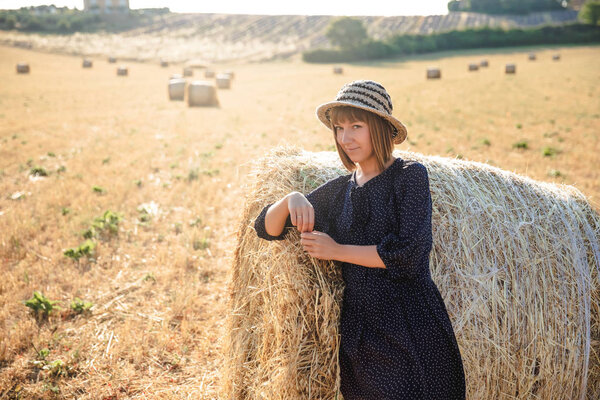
[215,74,231,89]
[108,56,117,63]
[224,146,600,399]
[468,63,479,71]
[505,63,516,74]
[224,70,235,79]
[82,59,93,68]
[183,67,193,77]
[204,69,215,78]
[333,66,343,74]
[427,67,441,79]
[480,59,489,67]
[553,54,561,61]
[160,59,169,68]
[168,78,186,101]
[528,53,537,61]
[187,81,219,107]
[170,73,183,80]
[117,66,128,76]
[16,63,30,74]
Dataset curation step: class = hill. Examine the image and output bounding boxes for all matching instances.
[0,10,579,63]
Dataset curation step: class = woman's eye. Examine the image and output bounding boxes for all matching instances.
[353,125,362,129]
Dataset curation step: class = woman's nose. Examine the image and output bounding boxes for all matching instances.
[340,130,352,143]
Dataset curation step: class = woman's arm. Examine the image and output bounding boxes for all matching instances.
[265,192,314,237]
[300,231,385,268]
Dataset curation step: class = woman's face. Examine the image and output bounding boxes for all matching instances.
[334,119,375,165]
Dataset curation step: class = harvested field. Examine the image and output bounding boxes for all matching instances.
[0,43,598,398]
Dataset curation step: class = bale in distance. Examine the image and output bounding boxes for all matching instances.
[468,63,479,71]
[170,73,183,80]
[333,66,343,74]
[224,146,600,400]
[480,59,489,67]
[505,63,516,74]
[108,56,117,63]
[528,53,537,61]
[117,66,128,76]
[160,59,169,68]
[224,70,235,79]
[205,69,215,78]
[553,54,561,61]
[168,78,186,101]
[82,59,93,68]
[216,74,232,89]
[16,63,30,74]
[427,67,441,79]
[187,81,219,107]
[183,67,193,77]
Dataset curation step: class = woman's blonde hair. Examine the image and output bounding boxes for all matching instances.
[330,106,395,172]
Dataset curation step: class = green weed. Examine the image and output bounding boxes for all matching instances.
[61,207,70,216]
[47,152,56,157]
[188,168,199,181]
[480,138,491,146]
[30,166,48,177]
[63,240,96,261]
[82,210,122,239]
[24,291,61,318]
[92,185,105,194]
[548,169,562,177]
[70,298,93,314]
[512,140,528,149]
[542,147,559,157]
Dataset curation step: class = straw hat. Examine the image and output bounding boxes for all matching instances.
[316,80,407,145]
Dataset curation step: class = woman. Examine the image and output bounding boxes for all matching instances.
[254,80,466,399]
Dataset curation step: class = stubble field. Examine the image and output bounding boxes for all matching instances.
[0,43,599,398]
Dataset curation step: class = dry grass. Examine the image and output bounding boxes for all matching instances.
[0,43,598,398]
[226,146,600,399]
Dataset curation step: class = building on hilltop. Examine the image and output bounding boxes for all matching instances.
[84,0,130,13]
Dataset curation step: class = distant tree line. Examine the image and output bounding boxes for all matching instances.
[447,0,570,14]
[303,17,600,63]
[0,6,169,33]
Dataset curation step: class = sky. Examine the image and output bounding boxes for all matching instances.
[0,0,451,16]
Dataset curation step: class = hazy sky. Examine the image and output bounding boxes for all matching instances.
[0,0,451,16]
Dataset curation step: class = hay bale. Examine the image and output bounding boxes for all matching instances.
[170,73,183,80]
[183,67,193,77]
[468,63,479,71]
[224,70,235,79]
[205,69,215,78]
[82,59,93,68]
[108,56,117,63]
[16,63,30,74]
[427,67,441,79]
[225,146,600,399]
[216,74,231,89]
[505,63,516,74]
[553,54,561,61]
[529,53,537,61]
[187,81,219,107]
[117,66,128,76]
[160,59,169,68]
[480,59,489,67]
[333,66,343,74]
[168,78,186,101]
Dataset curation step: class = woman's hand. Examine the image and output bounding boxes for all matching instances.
[287,192,314,233]
[300,231,340,260]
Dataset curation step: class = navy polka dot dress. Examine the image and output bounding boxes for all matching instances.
[254,157,466,399]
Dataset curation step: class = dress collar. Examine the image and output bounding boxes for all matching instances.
[350,157,403,189]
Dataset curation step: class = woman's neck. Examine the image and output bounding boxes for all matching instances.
[355,157,395,186]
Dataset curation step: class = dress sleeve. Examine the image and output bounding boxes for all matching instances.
[253,175,347,241]
[376,162,433,282]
